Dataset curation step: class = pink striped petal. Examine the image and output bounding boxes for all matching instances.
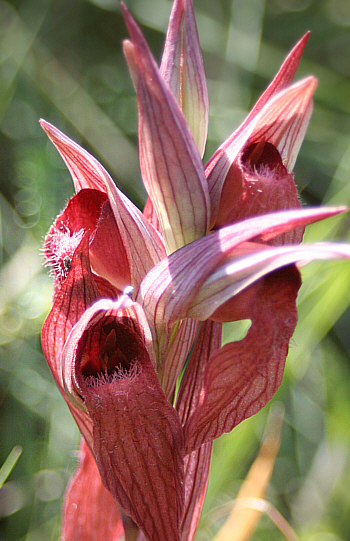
[40,120,108,193]
[138,207,346,357]
[225,33,310,142]
[248,77,317,171]
[188,242,350,321]
[207,77,317,227]
[122,5,210,253]
[205,32,310,182]
[184,265,301,453]
[160,0,209,157]
[40,120,166,289]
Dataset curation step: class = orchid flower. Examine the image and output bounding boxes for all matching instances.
[41,1,350,540]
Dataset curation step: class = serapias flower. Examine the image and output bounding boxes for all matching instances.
[40,1,350,540]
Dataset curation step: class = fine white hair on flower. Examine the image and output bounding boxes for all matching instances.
[43,226,85,280]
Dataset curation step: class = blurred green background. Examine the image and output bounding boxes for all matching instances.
[1,0,350,540]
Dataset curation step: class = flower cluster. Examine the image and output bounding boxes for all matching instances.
[41,1,350,540]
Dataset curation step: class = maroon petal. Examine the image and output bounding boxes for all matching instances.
[42,235,100,390]
[43,189,107,297]
[90,200,131,290]
[93,273,120,299]
[41,235,102,447]
[62,439,124,541]
[176,320,222,423]
[62,296,185,541]
[184,266,301,453]
[213,141,303,244]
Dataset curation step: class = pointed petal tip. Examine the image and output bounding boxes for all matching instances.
[39,119,67,146]
[330,205,348,214]
[302,74,318,91]
[39,118,54,135]
[296,30,310,50]
[120,2,137,36]
[289,74,318,98]
[123,39,138,88]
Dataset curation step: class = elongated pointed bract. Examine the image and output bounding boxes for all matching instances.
[160,0,209,157]
[138,207,347,348]
[40,3,350,540]
[122,4,210,254]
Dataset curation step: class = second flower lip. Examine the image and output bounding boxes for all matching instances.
[61,295,185,541]
[61,295,157,410]
[212,140,302,241]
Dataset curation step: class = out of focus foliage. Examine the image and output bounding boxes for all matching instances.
[1,0,350,540]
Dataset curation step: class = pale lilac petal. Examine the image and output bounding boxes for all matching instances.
[160,0,209,157]
[122,6,210,253]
